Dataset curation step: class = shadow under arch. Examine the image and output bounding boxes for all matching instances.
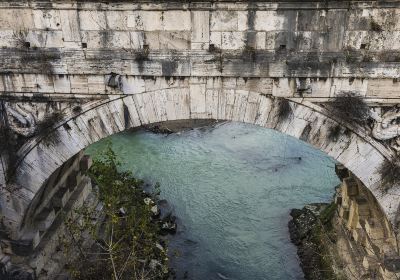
[2,88,398,241]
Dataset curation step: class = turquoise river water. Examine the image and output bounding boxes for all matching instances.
[85,122,340,280]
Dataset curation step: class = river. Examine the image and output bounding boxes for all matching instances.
[85,122,340,280]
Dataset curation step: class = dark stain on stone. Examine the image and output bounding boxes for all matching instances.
[123,102,130,130]
[161,60,178,76]
[98,118,106,133]
[300,123,312,141]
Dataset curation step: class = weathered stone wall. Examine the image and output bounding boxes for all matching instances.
[0,151,92,279]
[334,165,400,279]
[1,0,400,273]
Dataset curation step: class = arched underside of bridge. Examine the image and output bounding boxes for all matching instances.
[2,85,399,240]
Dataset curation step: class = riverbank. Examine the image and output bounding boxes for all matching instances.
[289,165,400,280]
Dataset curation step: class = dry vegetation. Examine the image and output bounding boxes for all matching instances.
[328,93,370,125]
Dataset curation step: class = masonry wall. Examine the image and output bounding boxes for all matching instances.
[0,1,400,101]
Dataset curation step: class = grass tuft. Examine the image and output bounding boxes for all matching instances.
[327,125,342,142]
[35,110,65,145]
[329,92,370,125]
[378,158,400,191]
[276,98,293,121]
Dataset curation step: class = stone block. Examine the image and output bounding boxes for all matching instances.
[60,10,80,42]
[255,11,285,31]
[33,9,61,30]
[66,171,78,191]
[344,177,359,197]
[36,208,56,232]
[79,11,107,31]
[221,31,245,49]
[159,31,190,50]
[191,11,210,43]
[127,11,163,31]
[52,186,70,208]
[163,11,191,31]
[211,11,238,31]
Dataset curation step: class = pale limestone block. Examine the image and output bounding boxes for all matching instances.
[144,32,160,49]
[26,31,63,48]
[107,99,128,131]
[127,11,163,31]
[253,95,272,126]
[33,10,61,30]
[0,30,14,47]
[272,78,295,97]
[309,78,333,97]
[255,32,266,49]
[211,11,238,31]
[159,31,190,50]
[85,31,131,49]
[344,31,369,49]
[244,101,260,124]
[206,77,222,89]
[205,89,219,119]
[191,42,208,50]
[191,11,210,43]
[231,90,249,122]
[0,74,14,92]
[88,75,105,94]
[53,75,71,93]
[142,92,159,124]
[108,31,132,49]
[222,78,237,89]
[366,79,400,98]
[60,10,81,41]
[121,76,145,94]
[221,32,245,49]
[217,89,228,119]
[63,41,81,48]
[0,9,33,30]
[284,115,310,139]
[237,11,248,31]
[70,76,88,94]
[36,75,54,93]
[332,78,368,97]
[163,11,191,31]
[152,90,168,122]
[129,31,145,49]
[224,89,236,120]
[79,11,107,31]
[106,11,128,30]
[190,83,206,114]
[173,87,190,120]
[210,31,222,48]
[255,11,285,31]
[164,89,177,120]
[370,31,400,51]
[121,95,142,127]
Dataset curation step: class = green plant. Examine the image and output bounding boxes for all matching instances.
[329,92,370,125]
[62,145,170,280]
[378,158,400,191]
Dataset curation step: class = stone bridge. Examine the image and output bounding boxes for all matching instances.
[1,0,400,268]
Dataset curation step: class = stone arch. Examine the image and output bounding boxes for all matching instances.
[2,85,399,240]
